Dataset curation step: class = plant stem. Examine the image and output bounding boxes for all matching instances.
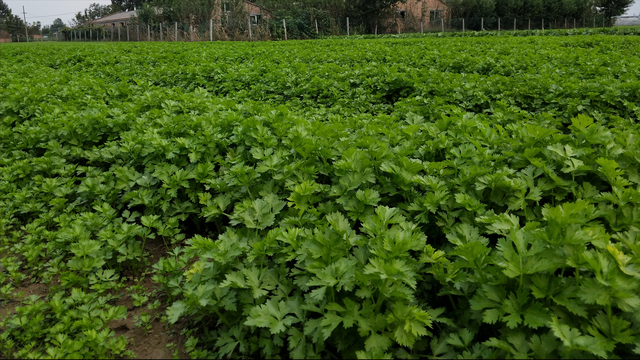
[214,308,233,329]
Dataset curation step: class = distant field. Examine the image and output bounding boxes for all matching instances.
[2,34,640,359]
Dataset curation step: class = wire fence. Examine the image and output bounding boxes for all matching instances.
[57,16,613,42]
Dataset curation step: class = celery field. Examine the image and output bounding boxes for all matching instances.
[2,32,640,358]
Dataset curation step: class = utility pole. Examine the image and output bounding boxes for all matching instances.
[22,6,29,42]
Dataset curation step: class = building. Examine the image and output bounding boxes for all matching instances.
[89,10,137,28]
[614,16,640,26]
[212,0,272,25]
[394,0,450,32]
[0,29,12,43]
[398,0,449,22]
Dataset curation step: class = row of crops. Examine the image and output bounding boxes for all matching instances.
[1,33,640,358]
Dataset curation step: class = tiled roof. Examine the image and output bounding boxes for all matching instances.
[90,10,137,25]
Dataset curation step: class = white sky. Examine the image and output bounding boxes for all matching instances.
[5,0,112,26]
[5,0,640,27]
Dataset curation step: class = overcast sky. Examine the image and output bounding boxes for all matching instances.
[4,0,640,27]
[5,0,112,26]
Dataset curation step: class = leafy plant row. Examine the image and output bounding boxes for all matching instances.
[1,34,640,358]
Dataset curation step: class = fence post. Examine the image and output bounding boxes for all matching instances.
[564,18,567,28]
[498,18,500,32]
[127,26,130,41]
[190,25,193,41]
[593,18,595,28]
[463,18,465,32]
[148,24,150,41]
[542,19,544,31]
[248,17,252,41]
[210,19,213,41]
[442,18,444,33]
[283,19,287,40]
[118,26,121,41]
[347,17,350,36]
[315,19,318,34]
[175,22,178,41]
[421,20,423,34]
[514,18,516,31]
[90,28,92,41]
[574,18,576,29]
[528,19,530,30]
[481,18,483,31]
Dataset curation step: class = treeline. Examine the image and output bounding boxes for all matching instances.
[0,0,50,41]
[61,0,633,32]
[447,0,634,20]
[448,0,593,19]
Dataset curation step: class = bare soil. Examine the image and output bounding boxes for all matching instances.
[0,237,189,359]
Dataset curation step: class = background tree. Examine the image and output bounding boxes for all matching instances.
[111,0,151,12]
[137,0,220,25]
[597,0,635,25]
[448,0,497,18]
[49,18,65,34]
[71,3,114,26]
[0,0,26,41]
[28,20,41,35]
[451,0,596,19]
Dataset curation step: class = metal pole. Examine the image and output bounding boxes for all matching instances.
[90,28,92,41]
[593,18,595,28]
[148,24,150,41]
[283,19,287,40]
[111,27,113,41]
[565,18,567,28]
[160,23,163,41]
[528,19,530,30]
[498,18,500,32]
[347,17,349,36]
[442,18,444,33]
[542,19,544,31]
[421,20,423,33]
[118,26,121,41]
[137,25,139,41]
[463,18,465,32]
[22,6,28,42]
[210,19,213,41]
[127,26,129,41]
[315,19,318,34]
[175,22,177,41]
[481,18,483,31]
[514,18,516,31]
[190,25,193,41]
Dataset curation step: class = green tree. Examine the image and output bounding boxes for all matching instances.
[72,3,114,27]
[598,0,635,25]
[137,0,220,25]
[50,18,65,34]
[111,0,151,12]
[0,0,26,41]
[448,0,496,17]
